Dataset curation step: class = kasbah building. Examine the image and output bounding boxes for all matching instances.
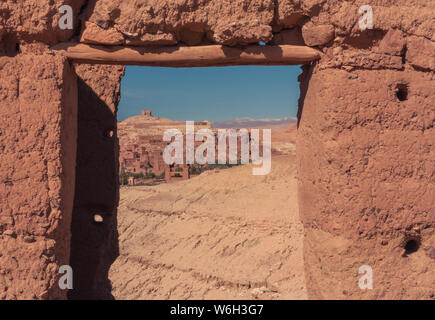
[119,109,254,183]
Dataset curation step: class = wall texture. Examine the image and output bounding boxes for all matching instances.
[0,0,434,299]
[69,64,124,299]
[0,54,77,299]
[298,65,434,299]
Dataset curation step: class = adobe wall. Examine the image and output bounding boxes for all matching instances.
[298,66,434,299]
[0,1,434,299]
[293,2,434,299]
[0,54,77,299]
[68,64,124,299]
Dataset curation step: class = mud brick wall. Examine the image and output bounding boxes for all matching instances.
[298,65,434,299]
[0,55,77,299]
[69,64,124,299]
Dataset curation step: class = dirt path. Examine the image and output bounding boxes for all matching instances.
[109,154,307,299]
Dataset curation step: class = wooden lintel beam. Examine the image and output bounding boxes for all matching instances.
[52,43,321,67]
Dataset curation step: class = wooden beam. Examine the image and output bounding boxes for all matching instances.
[52,43,321,67]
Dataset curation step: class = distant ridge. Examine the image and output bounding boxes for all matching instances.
[118,109,211,143]
[212,117,297,128]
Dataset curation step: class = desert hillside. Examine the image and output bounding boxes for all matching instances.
[109,153,307,299]
[118,111,211,143]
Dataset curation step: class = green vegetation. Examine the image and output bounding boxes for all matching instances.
[120,161,244,186]
[120,169,163,185]
[119,169,129,185]
[189,162,241,175]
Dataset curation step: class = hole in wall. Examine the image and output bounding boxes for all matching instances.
[104,128,114,139]
[0,34,20,57]
[401,234,421,256]
[395,83,408,101]
[404,239,419,254]
[93,214,104,224]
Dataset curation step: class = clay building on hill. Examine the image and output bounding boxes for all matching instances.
[165,164,190,182]
[141,109,153,117]
[119,140,167,177]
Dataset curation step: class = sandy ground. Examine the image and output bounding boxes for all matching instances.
[108,153,307,300]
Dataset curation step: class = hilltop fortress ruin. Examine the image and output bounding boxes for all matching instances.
[0,0,433,300]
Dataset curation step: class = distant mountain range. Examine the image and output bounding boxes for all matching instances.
[212,117,297,128]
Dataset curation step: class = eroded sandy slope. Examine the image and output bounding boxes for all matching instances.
[109,154,306,299]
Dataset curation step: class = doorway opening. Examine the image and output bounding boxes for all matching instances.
[69,64,307,300]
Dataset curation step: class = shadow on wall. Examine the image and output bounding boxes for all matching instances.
[68,76,120,300]
[297,63,314,128]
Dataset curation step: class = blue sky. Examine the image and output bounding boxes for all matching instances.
[118,65,302,122]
